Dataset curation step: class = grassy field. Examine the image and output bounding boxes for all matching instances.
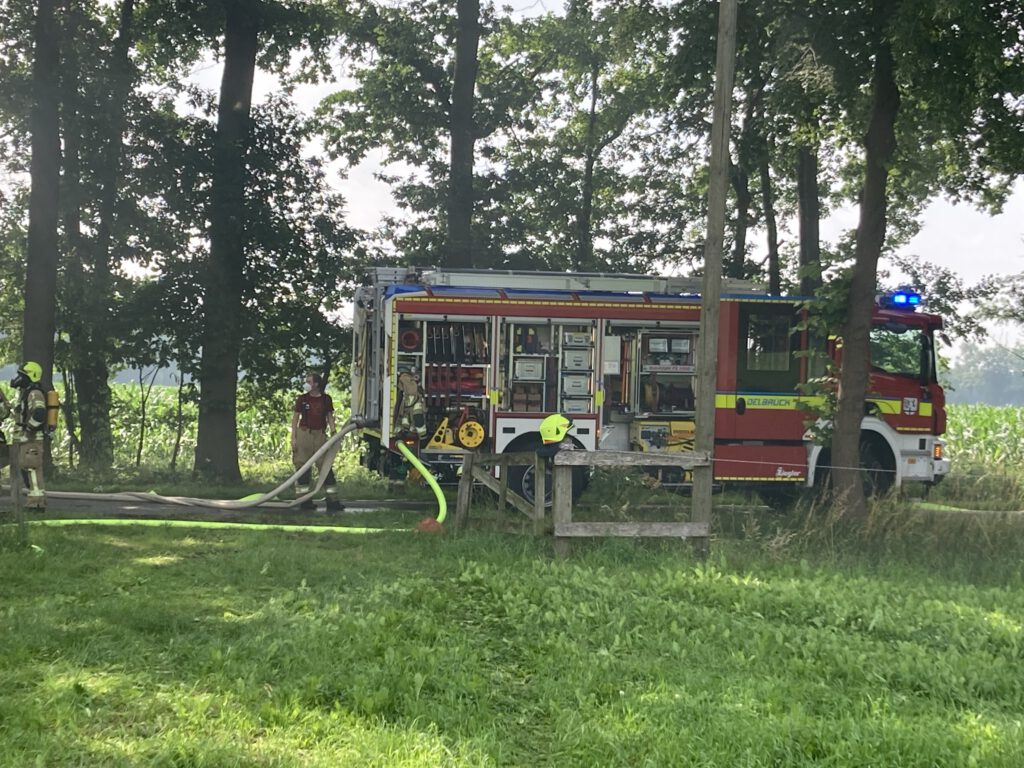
[4,398,1024,764]
[2,509,1024,767]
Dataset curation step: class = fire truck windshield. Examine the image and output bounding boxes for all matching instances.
[869,323,936,383]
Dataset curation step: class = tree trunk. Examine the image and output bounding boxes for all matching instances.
[58,366,80,466]
[760,157,780,295]
[194,0,258,481]
[728,161,750,278]
[76,0,134,469]
[446,0,479,269]
[76,358,114,466]
[726,83,761,281]
[574,61,599,271]
[831,35,900,519]
[796,144,822,296]
[61,0,132,470]
[23,0,61,386]
[171,375,187,471]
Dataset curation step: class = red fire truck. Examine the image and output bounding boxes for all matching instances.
[350,267,950,502]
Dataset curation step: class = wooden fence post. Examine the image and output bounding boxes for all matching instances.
[552,463,573,557]
[454,451,475,533]
[498,454,509,512]
[533,453,546,536]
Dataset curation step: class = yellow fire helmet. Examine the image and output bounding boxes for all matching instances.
[539,413,574,445]
[19,361,43,383]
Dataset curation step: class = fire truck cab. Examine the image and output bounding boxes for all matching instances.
[351,268,949,502]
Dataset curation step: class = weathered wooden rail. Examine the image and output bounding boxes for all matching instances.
[453,451,547,535]
[551,449,711,556]
[454,448,713,555]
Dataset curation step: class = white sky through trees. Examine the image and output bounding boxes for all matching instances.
[188,1,1024,354]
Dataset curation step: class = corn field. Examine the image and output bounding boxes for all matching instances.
[49,383,362,478]
[945,404,1024,469]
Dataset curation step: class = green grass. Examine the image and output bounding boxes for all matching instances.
[2,510,1024,767]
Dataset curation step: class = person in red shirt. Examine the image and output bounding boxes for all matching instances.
[290,372,343,511]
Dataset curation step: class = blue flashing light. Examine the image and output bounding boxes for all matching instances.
[879,289,922,310]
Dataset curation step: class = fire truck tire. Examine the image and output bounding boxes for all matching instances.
[362,436,382,473]
[859,436,895,497]
[758,484,802,510]
[813,438,895,499]
[503,436,587,508]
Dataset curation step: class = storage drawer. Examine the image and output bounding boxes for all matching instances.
[561,374,592,396]
[561,398,592,414]
[562,349,591,369]
[563,331,591,347]
[514,358,545,380]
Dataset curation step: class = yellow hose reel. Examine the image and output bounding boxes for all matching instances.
[456,419,485,449]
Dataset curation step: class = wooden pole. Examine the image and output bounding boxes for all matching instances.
[454,451,475,533]
[532,453,546,536]
[552,464,573,558]
[11,443,26,547]
[498,454,509,513]
[692,0,738,557]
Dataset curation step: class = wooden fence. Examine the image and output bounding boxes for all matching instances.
[454,448,712,555]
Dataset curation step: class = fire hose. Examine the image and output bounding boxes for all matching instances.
[32,418,363,510]
[3,418,449,531]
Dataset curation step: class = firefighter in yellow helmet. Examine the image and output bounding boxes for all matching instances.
[537,413,574,457]
[10,361,48,508]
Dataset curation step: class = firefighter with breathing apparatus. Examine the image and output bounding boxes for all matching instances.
[7,361,58,509]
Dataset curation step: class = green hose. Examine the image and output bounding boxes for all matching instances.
[397,441,447,523]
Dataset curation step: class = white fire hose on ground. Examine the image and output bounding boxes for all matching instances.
[3,419,361,511]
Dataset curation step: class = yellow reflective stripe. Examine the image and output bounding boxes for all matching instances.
[716,476,805,482]
[714,394,824,410]
[867,398,901,415]
[866,399,934,417]
[715,394,935,418]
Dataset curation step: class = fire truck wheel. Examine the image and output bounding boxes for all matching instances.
[503,437,587,508]
[362,436,382,473]
[859,437,895,497]
[758,484,801,510]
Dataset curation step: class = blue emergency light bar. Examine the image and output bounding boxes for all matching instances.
[879,289,922,310]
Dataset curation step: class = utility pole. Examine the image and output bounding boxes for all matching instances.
[692,0,738,555]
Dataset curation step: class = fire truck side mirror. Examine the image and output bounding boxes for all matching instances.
[735,396,746,415]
